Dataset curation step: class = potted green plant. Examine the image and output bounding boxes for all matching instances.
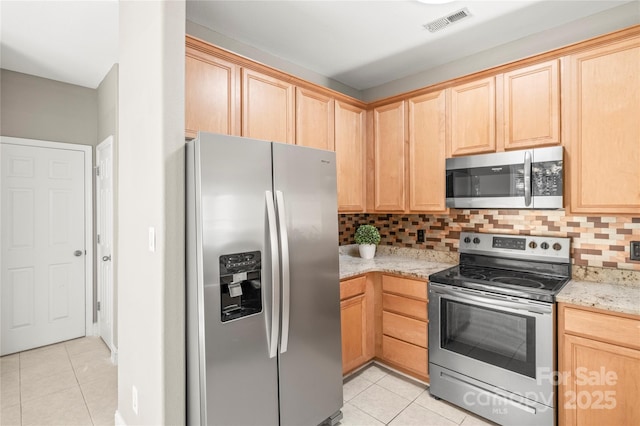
[354,224,381,259]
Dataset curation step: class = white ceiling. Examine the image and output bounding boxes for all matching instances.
[0,0,118,89]
[0,0,636,91]
[187,0,635,90]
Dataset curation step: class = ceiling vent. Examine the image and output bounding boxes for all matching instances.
[424,8,472,33]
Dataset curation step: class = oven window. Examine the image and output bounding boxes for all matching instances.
[446,165,525,198]
[441,299,536,378]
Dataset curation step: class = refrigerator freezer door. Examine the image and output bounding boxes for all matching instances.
[189,134,279,425]
[272,143,343,425]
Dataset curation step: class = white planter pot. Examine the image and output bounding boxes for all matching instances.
[358,244,376,259]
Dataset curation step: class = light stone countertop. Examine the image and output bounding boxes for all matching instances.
[556,279,640,316]
[338,245,455,281]
[339,244,640,316]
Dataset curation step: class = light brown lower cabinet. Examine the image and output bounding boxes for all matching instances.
[340,273,428,381]
[558,303,640,425]
[379,274,429,381]
[340,275,374,374]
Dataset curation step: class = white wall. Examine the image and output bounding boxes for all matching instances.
[97,63,119,348]
[117,1,185,424]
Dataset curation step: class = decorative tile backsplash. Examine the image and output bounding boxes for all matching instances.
[339,210,640,271]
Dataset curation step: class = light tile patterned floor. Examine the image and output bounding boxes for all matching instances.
[340,364,496,426]
[0,337,116,426]
[2,344,492,426]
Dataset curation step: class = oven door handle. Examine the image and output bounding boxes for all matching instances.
[430,284,552,315]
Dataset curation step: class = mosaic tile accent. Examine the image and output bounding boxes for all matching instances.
[339,210,640,271]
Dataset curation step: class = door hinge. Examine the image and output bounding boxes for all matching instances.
[96,166,100,176]
[97,301,101,311]
[97,234,100,244]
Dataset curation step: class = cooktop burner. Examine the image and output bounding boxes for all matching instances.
[429,232,572,302]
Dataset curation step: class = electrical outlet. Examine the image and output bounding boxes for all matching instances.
[631,241,640,261]
[132,385,139,415]
[417,229,425,243]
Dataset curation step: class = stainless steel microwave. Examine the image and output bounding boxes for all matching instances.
[445,146,563,209]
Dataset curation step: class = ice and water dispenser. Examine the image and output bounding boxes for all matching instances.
[219,251,262,322]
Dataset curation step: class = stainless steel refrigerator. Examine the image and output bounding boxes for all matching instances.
[186,132,343,426]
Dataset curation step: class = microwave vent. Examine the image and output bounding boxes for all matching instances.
[424,8,472,33]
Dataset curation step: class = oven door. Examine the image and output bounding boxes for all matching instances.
[428,283,555,405]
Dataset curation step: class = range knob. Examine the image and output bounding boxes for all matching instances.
[464,237,471,244]
[473,237,481,244]
[541,242,549,250]
[529,241,537,249]
[553,243,562,251]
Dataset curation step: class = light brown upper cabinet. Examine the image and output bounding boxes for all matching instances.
[408,90,447,212]
[448,76,496,156]
[502,60,560,150]
[185,48,240,139]
[565,37,640,214]
[373,101,406,212]
[335,101,366,212]
[242,69,295,144]
[295,87,335,151]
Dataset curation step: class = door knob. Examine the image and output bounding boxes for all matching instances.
[74,250,83,257]
[102,255,111,262]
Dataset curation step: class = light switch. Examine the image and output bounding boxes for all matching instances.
[149,227,156,252]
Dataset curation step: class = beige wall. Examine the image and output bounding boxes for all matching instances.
[0,69,97,145]
[117,1,185,424]
[97,64,119,348]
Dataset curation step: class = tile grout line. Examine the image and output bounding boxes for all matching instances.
[19,351,23,426]
[65,341,97,426]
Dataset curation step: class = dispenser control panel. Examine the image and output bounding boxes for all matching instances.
[219,251,262,322]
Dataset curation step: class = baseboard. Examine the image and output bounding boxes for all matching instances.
[114,410,126,426]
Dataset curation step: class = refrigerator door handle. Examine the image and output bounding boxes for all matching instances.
[275,190,291,354]
[265,191,280,359]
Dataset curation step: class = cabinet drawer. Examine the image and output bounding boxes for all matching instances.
[382,311,427,348]
[563,306,640,350]
[382,293,427,321]
[382,335,428,375]
[382,275,427,301]
[340,276,366,301]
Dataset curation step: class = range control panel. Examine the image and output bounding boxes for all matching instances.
[460,232,570,262]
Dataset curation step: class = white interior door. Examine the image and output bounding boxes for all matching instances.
[1,140,89,355]
[96,136,114,353]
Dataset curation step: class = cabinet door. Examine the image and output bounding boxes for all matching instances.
[185,50,239,139]
[408,90,446,212]
[341,294,367,374]
[242,69,294,144]
[373,101,406,211]
[566,38,640,214]
[335,101,366,212]
[560,334,640,425]
[295,87,334,151]
[503,60,560,149]
[449,76,496,156]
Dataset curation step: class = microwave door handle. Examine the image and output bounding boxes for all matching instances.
[524,151,532,207]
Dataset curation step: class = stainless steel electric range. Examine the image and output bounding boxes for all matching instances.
[428,231,571,426]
